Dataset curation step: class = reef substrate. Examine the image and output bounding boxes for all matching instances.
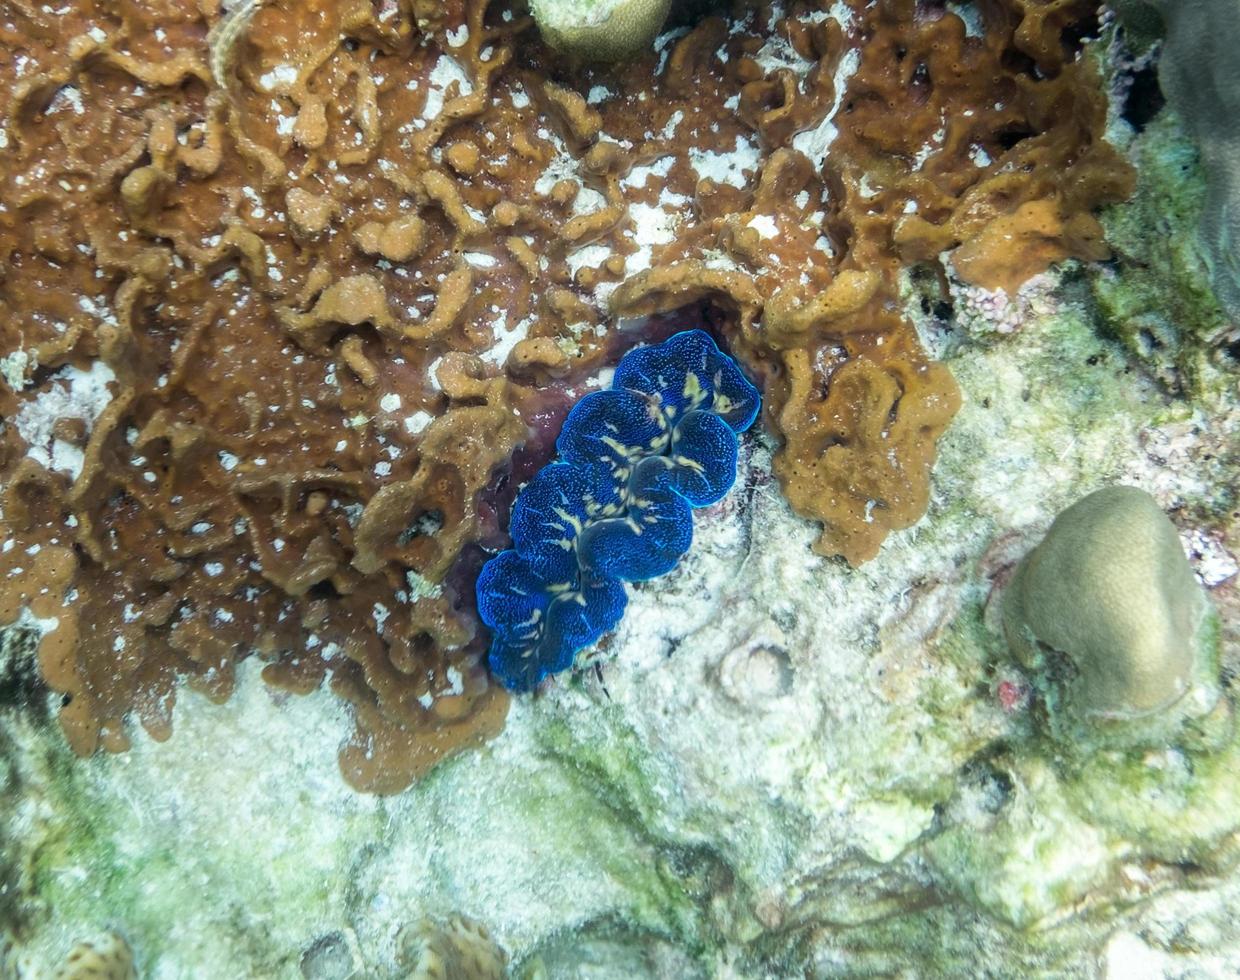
[0,4,1238,976]
[1,0,1131,791]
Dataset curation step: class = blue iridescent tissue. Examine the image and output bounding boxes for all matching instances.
[556,389,667,479]
[478,551,628,692]
[613,328,761,432]
[477,330,761,692]
[577,459,695,582]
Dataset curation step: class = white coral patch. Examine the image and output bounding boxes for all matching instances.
[689,135,761,189]
[14,362,116,480]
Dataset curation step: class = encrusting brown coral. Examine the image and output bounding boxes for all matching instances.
[0,0,1130,789]
[608,0,1132,562]
[395,913,507,980]
[49,933,137,980]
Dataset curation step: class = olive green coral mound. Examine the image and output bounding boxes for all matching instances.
[530,0,673,61]
[1003,485,1222,740]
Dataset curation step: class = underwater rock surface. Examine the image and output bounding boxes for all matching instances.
[1112,0,1240,325]
[1,7,1238,980]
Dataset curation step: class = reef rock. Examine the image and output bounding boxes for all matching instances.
[0,3,1238,979]
[1113,0,1240,323]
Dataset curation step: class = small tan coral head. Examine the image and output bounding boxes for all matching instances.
[1002,485,1215,723]
[531,0,675,62]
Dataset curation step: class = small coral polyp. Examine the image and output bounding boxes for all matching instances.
[479,330,760,691]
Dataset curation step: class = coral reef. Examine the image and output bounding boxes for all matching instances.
[530,0,673,61]
[607,0,1132,563]
[0,210,1237,980]
[0,0,1236,965]
[1111,0,1240,322]
[478,330,759,690]
[1002,485,1223,744]
[0,0,1137,790]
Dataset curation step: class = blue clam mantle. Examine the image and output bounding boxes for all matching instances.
[477,330,762,692]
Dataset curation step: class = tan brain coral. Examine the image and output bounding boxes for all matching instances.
[0,0,1130,788]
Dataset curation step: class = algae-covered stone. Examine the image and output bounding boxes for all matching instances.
[1003,485,1221,739]
[925,757,1113,929]
[1111,0,1240,323]
[531,0,673,61]
[1093,110,1235,396]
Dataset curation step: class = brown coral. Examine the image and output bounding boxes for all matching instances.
[0,0,1130,788]
[50,933,137,980]
[396,914,507,980]
[603,0,1131,562]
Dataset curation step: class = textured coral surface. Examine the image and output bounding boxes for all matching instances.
[48,933,137,980]
[0,0,1131,790]
[396,913,507,980]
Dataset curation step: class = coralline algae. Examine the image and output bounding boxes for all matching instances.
[479,330,760,691]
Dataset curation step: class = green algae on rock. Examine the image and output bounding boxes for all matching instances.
[1002,485,1223,743]
[1111,0,1240,324]
[1094,105,1236,395]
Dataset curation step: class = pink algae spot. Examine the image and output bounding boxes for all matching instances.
[997,679,1026,712]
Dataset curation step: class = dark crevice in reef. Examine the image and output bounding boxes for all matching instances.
[0,626,51,719]
[1061,10,1104,58]
[666,0,734,30]
[1121,62,1167,132]
[0,727,34,941]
